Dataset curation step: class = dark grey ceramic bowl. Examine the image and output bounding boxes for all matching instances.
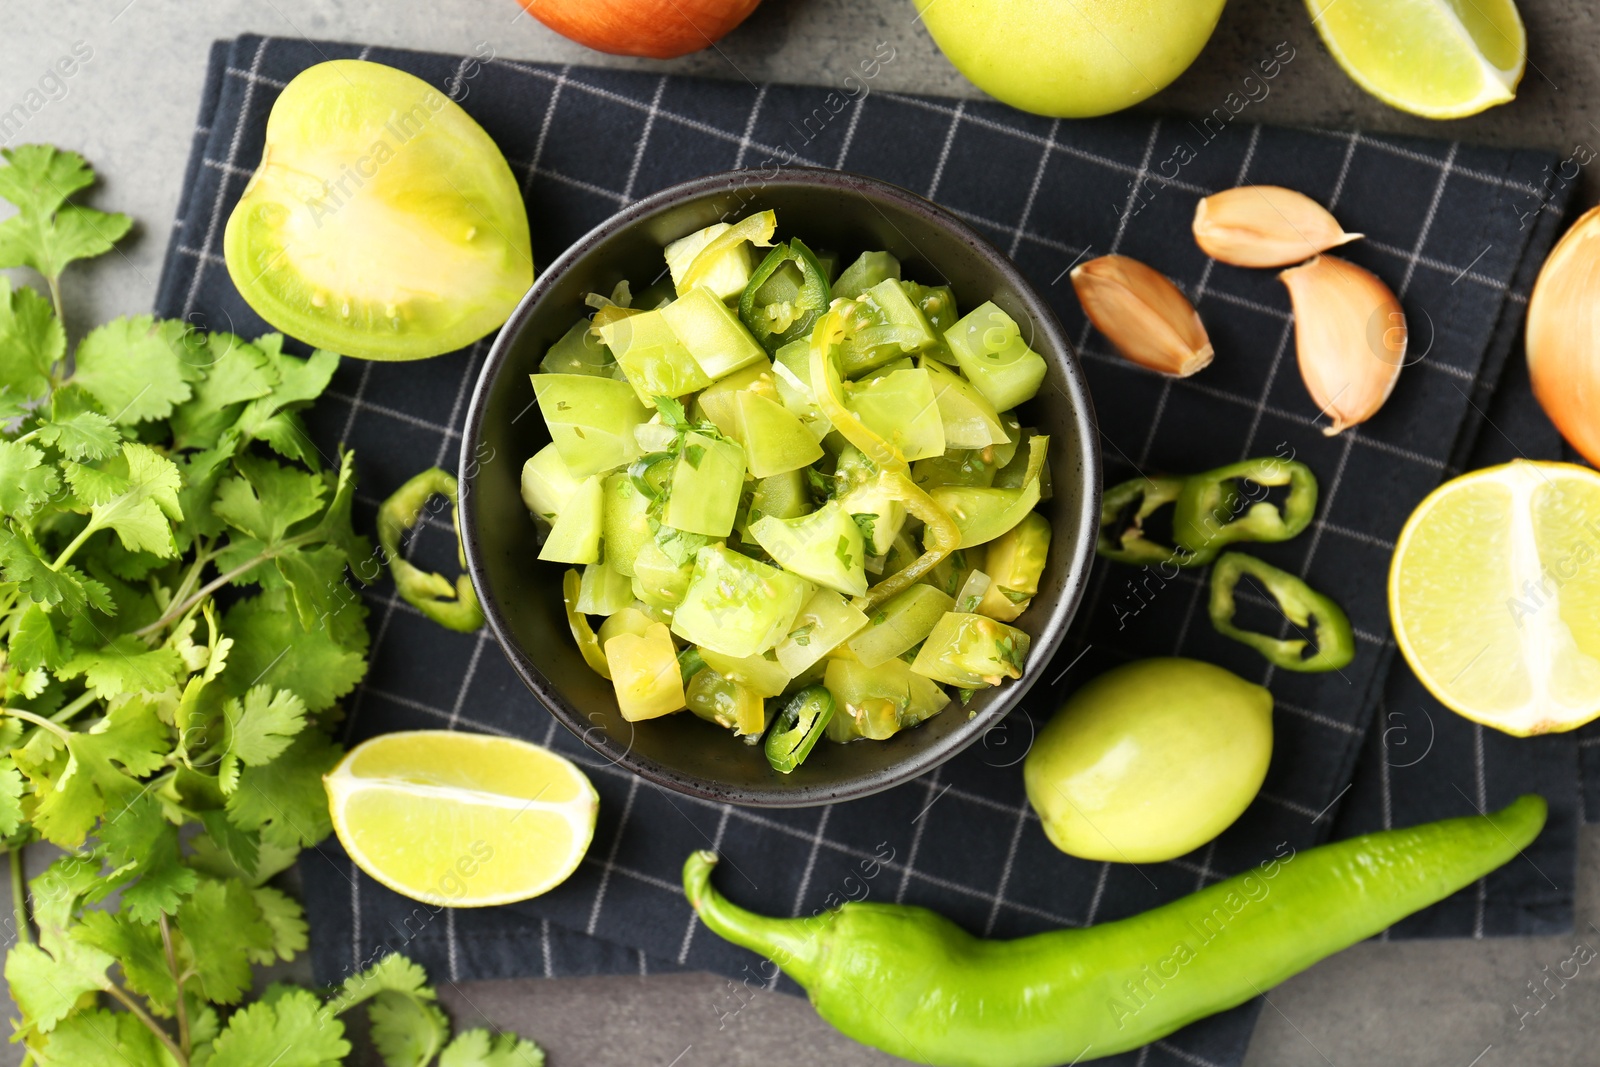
[460,168,1099,806]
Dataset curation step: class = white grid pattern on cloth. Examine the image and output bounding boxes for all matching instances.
[166,39,1575,1062]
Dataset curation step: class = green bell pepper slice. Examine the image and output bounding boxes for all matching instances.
[1173,457,1318,557]
[739,238,832,353]
[1208,551,1355,672]
[764,685,837,773]
[379,468,484,632]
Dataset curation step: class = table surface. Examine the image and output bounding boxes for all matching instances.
[5,2,1600,1064]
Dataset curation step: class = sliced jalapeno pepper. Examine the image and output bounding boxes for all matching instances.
[764,685,837,773]
[1096,474,1204,567]
[1173,457,1317,557]
[562,569,612,679]
[379,468,485,632]
[628,450,676,502]
[739,238,831,353]
[1208,551,1354,672]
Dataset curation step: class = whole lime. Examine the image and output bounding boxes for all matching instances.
[914,0,1228,118]
[1024,657,1272,863]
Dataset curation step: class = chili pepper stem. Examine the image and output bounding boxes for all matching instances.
[683,851,828,986]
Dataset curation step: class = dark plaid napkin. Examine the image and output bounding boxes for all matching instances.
[158,35,1582,1067]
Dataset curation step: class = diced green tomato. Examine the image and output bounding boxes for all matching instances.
[562,569,611,679]
[541,319,615,376]
[822,656,950,742]
[597,604,658,647]
[837,481,907,559]
[845,368,945,462]
[700,649,791,698]
[911,612,1031,689]
[694,359,777,435]
[904,282,959,333]
[601,472,653,577]
[595,308,711,406]
[977,511,1050,622]
[750,500,868,597]
[833,250,901,300]
[660,287,767,381]
[837,279,940,378]
[664,222,757,301]
[923,545,980,598]
[663,431,746,538]
[991,413,1023,469]
[604,622,685,721]
[765,685,836,774]
[954,569,993,615]
[537,474,602,564]
[734,391,824,478]
[577,561,633,615]
[774,588,869,676]
[912,449,998,490]
[633,597,673,626]
[738,239,831,352]
[992,429,1051,500]
[771,338,833,441]
[944,301,1048,411]
[922,358,1007,448]
[632,537,694,607]
[521,444,581,524]
[631,577,678,615]
[671,545,813,658]
[532,374,648,478]
[685,668,768,738]
[847,583,955,668]
[929,435,1049,548]
[634,417,678,454]
[747,469,812,524]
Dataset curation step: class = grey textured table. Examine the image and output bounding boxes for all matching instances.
[4,2,1600,1064]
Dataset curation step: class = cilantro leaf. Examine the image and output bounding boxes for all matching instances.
[0,529,110,614]
[17,1006,164,1064]
[213,453,324,544]
[72,316,195,425]
[59,634,183,701]
[249,885,308,964]
[73,911,178,1008]
[35,409,120,461]
[91,793,198,922]
[223,595,367,712]
[169,332,279,450]
[224,728,341,849]
[4,858,112,1033]
[0,754,23,836]
[0,277,62,402]
[0,439,61,520]
[175,877,276,1004]
[439,1029,547,1067]
[274,542,354,631]
[331,954,450,1067]
[220,685,308,792]
[71,441,185,558]
[205,986,350,1067]
[653,395,688,428]
[12,699,168,846]
[11,601,79,674]
[0,145,132,283]
[197,809,262,883]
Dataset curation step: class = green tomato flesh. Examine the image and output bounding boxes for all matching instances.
[224,60,532,360]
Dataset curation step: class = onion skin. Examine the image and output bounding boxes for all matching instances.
[1526,204,1600,467]
[519,0,763,59]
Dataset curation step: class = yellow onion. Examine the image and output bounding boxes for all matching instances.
[1526,204,1600,466]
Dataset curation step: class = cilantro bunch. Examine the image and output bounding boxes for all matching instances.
[0,146,541,1066]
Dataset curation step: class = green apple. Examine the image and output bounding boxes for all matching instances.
[915,0,1228,118]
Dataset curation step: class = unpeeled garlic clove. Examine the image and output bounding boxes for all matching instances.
[1071,255,1214,378]
[1194,185,1362,268]
[1280,255,1406,435]
[1526,204,1600,467]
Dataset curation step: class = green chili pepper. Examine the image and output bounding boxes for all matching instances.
[1209,551,1355,672]
[1096,474,1204,567]
[764,685,836,773]
[561,569,611,679]
[378,468,484,632]
[1173,457,1317,558]
[739,238,831,352]
[684,795,1546,1067]
[628,451,676,502]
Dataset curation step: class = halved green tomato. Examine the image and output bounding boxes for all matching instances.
[224,60,533,361]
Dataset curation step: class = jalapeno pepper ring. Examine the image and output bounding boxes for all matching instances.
[1173,457,1318,558]
[1096,473,1204,567]
[764,685,837,773]
[739,237,831,352]
[1208,551,1354,672]
[379,468,485,632]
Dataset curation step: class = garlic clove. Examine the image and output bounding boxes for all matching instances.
[1526,204,1600,467]
[1279,255,1406,436]
[1194,185,1362,268]
[1071,255,1214,378]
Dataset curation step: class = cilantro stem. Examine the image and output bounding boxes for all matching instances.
[48,690,97,725]
[1,707,73,744]
[44,275,64,331]
[49,518,102,573]
[159,913,190,1057]
[106,983,188,1067]
[8,846,30,947]
[133,547,282,639]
